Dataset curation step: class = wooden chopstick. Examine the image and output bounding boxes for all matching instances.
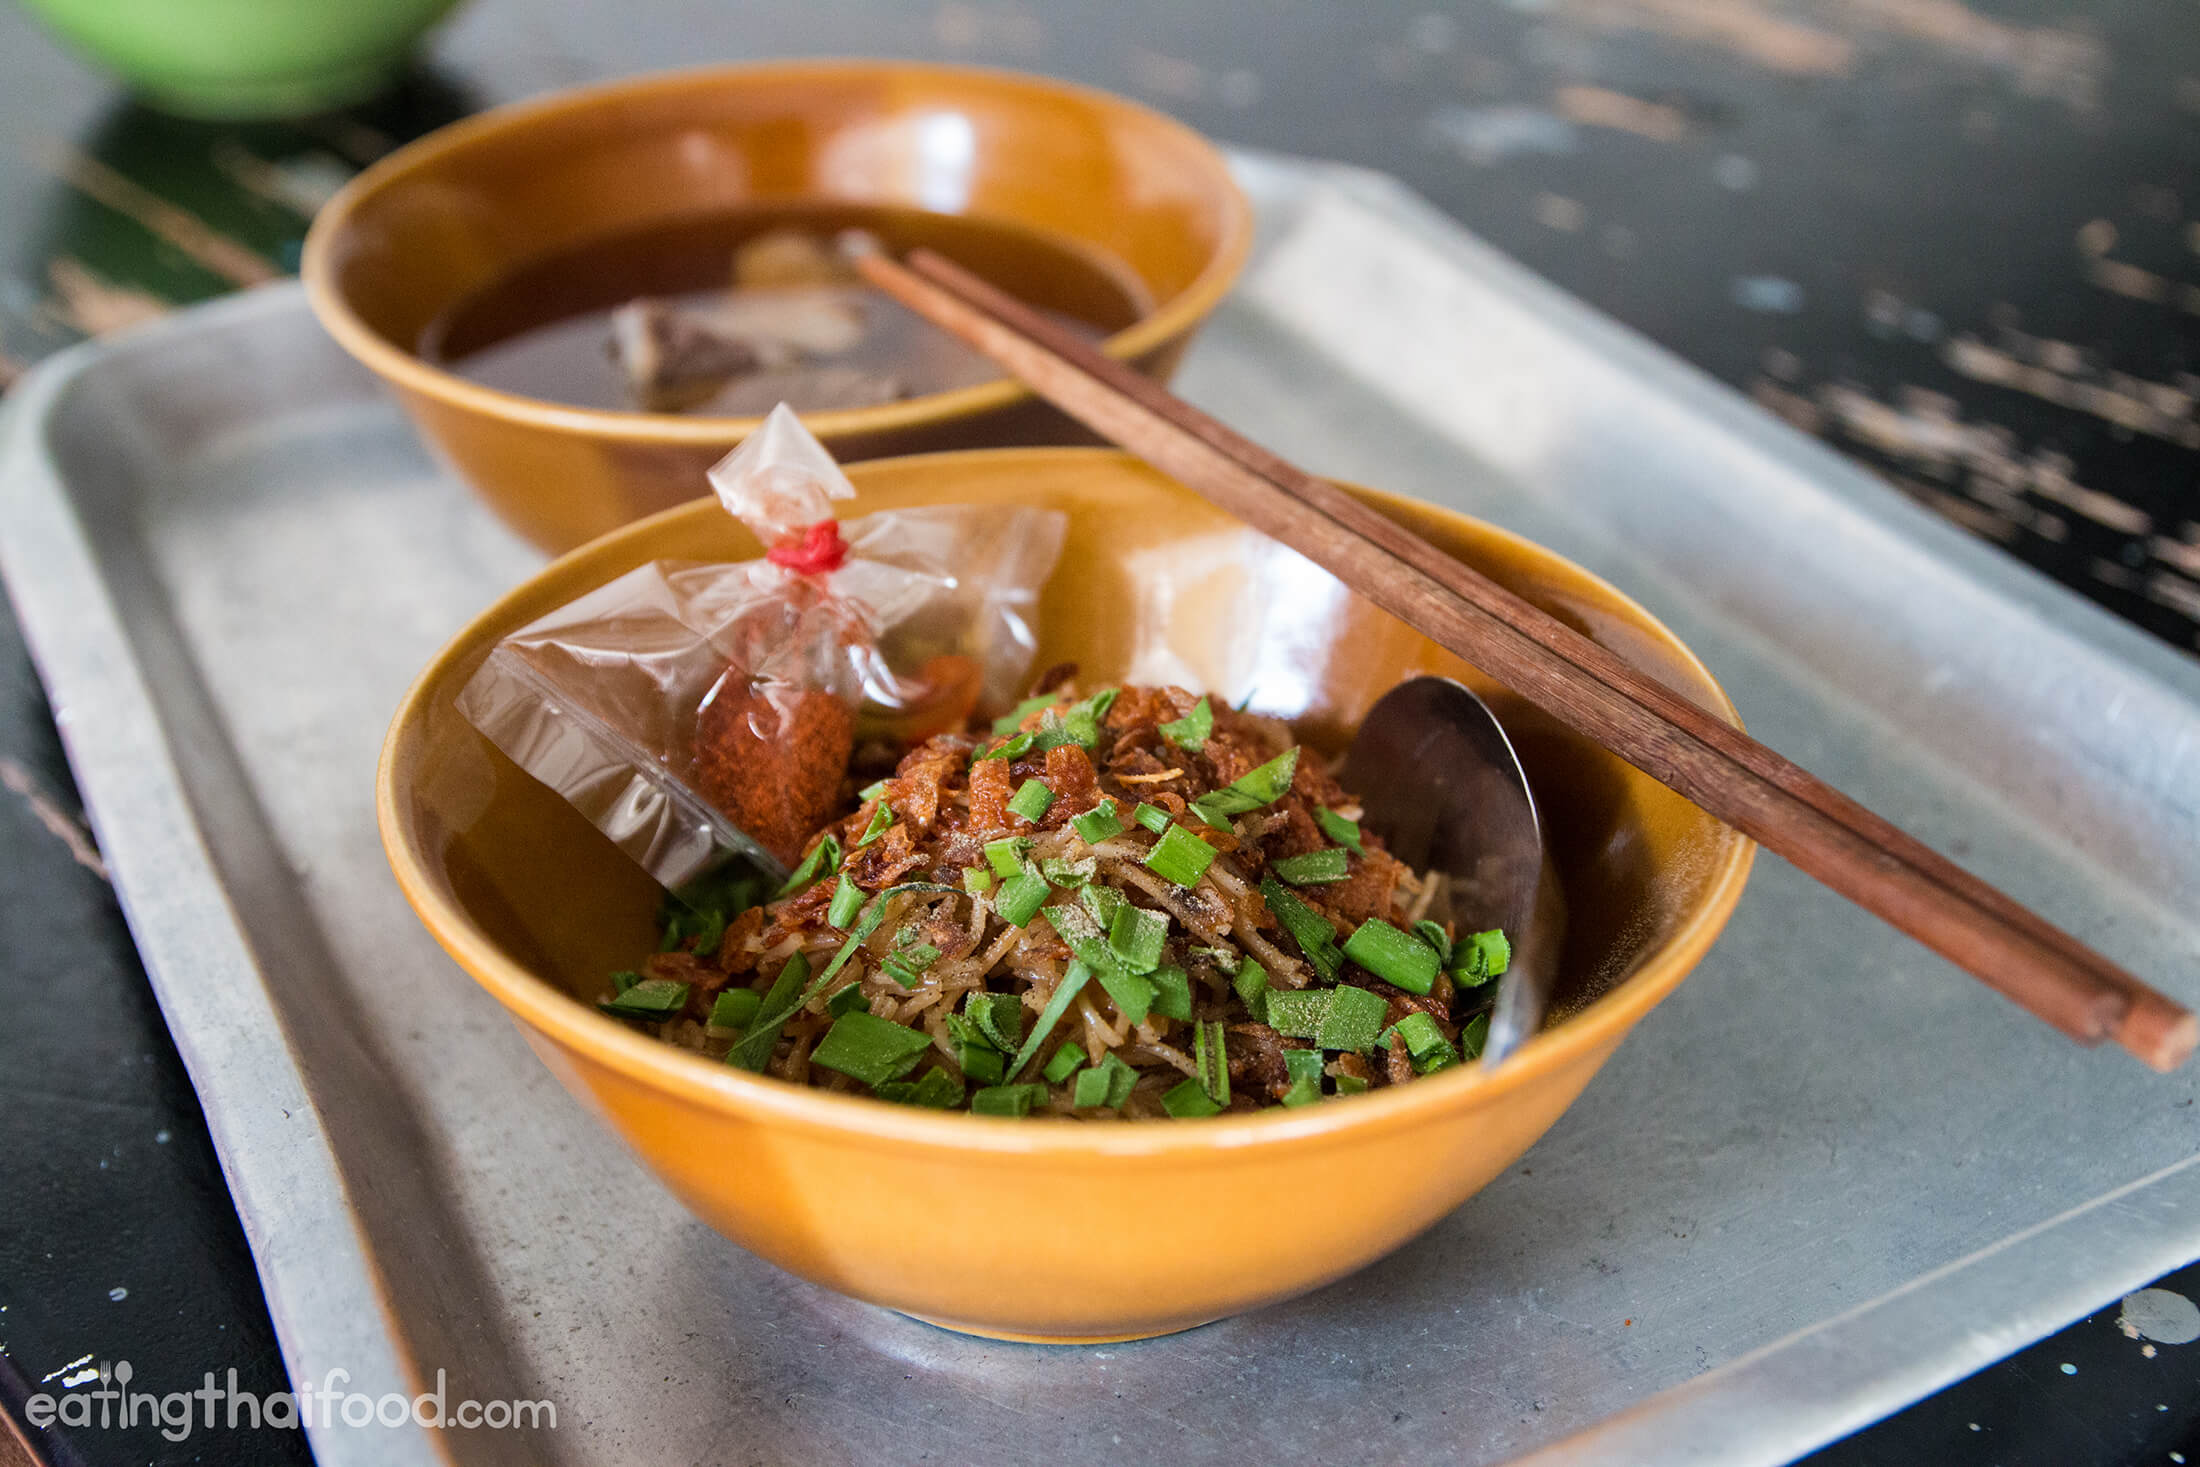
[856,246,2196,1072]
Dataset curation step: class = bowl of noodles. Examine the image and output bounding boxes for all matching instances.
[380,446,1755,1341]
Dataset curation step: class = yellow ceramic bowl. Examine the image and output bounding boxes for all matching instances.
[379,449,1755,1342]
[303,61,1252,553]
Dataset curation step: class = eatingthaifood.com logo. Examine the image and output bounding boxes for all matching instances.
[24,1362,555,1442]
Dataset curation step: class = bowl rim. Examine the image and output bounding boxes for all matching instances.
[379,446,1756,1157]
[301,58,1256,444]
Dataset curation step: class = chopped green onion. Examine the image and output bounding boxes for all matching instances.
[1414,1044,1462,1075]
[1158,695,1213,752]
[1108,903,1169,973]
[610,970,642,995]
[1144,825,1217,886]
[1083,687,1120,722]
[1316,807,1365,854]
[1049,904,1158,1026]
[875,1066,964,1108]
[1342,918,1441,995]
[826,983,872,1018]
[774,834,843,899]
[660,866,763,950]
[1194,1019,1230,1106]
[854,803,894,848]
[1132,802,1172,834]
[962,866,994,896]
[1272,848,1350,885]
[827,874,864,929]
[1007,779,1054,824]
[959,1043,1006,1085]
[599,978,688,1020]
[1453,929,1512,986]
[1078,882,1125,932]
[1040,856,1096,889]
[706,987,762,1035]
[1414,920,1454,969]
[1232,959,1269,1023]
[725,953,810,1070]
[1459,1012,1490,1060]
[1280,1047,1325,1106]
[1032,705,1100,753]
[1263,989,1331,1039]
[810,1012,934,1087]
[1315,985,1388,1053]
[1042,1045,1087,1084]
[983,836,1032,878]
[1333,1072,1371,1096]
[1097,967,1157,1026]
[858,778,891,802]
[1388,1011,1452,1060]
[1071,803,1126,845]
[966,991,1025,1053]
[995,869,1052,927]
[1260,874,1342,979]
[1071,1051,1139,1109]
[970,1083,1049,1118]
[1162,1077,1223,1118]
[880,941,941,989]
[976,729,1035,763]
[992,693,1057,736]
[1190,748,1300,826]
[1149,965,1193,1022]
[1007,961,1095,1081]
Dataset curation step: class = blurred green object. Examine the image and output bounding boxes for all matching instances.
[16,0,466,118]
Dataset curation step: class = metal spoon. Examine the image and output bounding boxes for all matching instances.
[1339,676,1566,1067]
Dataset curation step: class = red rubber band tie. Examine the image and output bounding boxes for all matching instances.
[766,520,848,575]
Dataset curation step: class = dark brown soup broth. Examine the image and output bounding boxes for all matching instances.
[423,202,1151,415]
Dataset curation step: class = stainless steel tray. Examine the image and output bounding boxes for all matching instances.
[3,152,2196,1467]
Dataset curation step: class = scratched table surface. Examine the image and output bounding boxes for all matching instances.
[0,2,2196,1464]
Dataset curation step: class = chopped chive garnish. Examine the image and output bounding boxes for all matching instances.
[1315,985,1388,1054]
[1108,903,1168,974]
[1333,1073,1371,1096]
[1414,920,1454,969]
[599,978,688,1020]
[1453,929,1512,986]
[1041,856,1096,889]
[1071,802,1126,844]
[1414,1043,1462,1075]
[1388,1011,1451,1062]
[970,1083,1049,1118]
[1071,1051,1139,1108]
[611,970,642,995]
[858,778,891,802]
[1132,802,1171,834]
[1032,704,1100,753]
[1079,883,1125,932]
[1232,959,1269,1023]
[854,804,894,848]
[966,991,1024,1053]
[706,987,762,1034]
[1006,960,1094,1081]
[1007,779,1054,823]
[1042,1044,1087,1083]
[1158,695,1213,752]
[1459,1012,1491,1060]
[875,1066,964,1108]
[1280,1047,1325,1106]
[774,833,843,898]
[726,952,809,1071]
[983,836,1032,878]
[810,1011,934,1087]
[1260,874,1341,979]
[958,1042,1006,1086]
[1341,918,1440,995]
[1272,848,1350,885]
[995,869,1052,927]
[826,982,871,1018]
[827,874,864,929]
[963,866,994,896]
[1190,747,1300,826]
[1083,687,1120,722]
[1264,988,1331,1039]
[1316,807,1364,854]
[977,729,1036,763]
[1162,1077,1223,1118]
[1194,1019,1230,1105]
[1149,965,1193,1022]
[1145,825,1217,886]
[992,693,1057,736]
[1049,904,1158,1025]
[880,941,941,989]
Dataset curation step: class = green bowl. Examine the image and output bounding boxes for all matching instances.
[17,0,466,118]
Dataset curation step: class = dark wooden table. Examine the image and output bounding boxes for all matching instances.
[2,3,2196,1463]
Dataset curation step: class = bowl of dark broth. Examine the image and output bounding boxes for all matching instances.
[304,62,1251,552]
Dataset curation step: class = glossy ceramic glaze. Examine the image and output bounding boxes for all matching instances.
[379,449,1755,1342]
[303,62,1252,553]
